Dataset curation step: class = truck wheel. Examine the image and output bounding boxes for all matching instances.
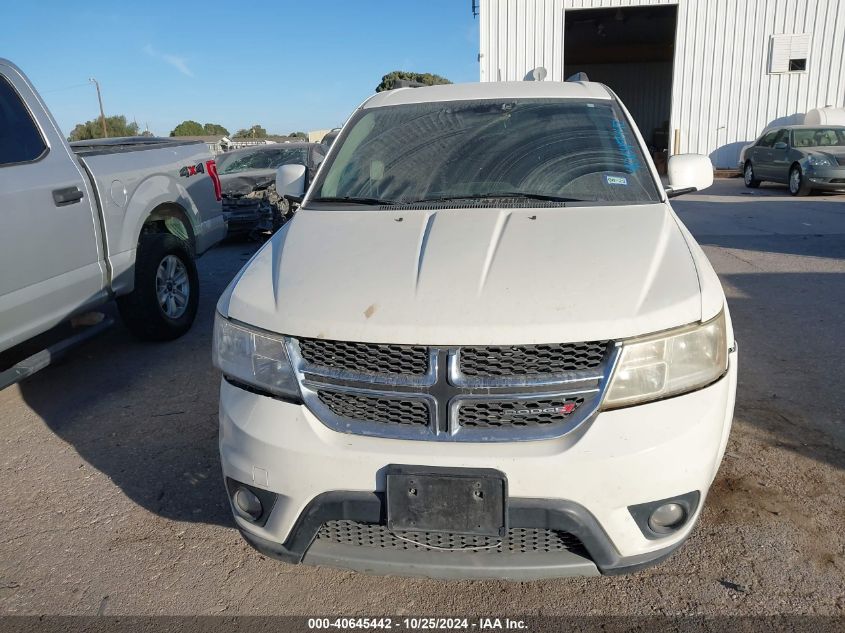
[117,233,199,341]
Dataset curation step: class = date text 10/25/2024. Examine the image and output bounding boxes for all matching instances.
[307,618,528,630]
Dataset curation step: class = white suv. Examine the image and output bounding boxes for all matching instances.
[213,80,737,579]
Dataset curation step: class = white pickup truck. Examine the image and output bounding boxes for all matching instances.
[0,59,225,378]
[214,80,737,579]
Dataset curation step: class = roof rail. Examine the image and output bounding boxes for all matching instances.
[566,72,590,82]
[525,67,548,81]
[390,79,427,90]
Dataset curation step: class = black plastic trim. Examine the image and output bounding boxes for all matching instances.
[666,186,697,198]
[223,376,303,405]
[225,477,278,527]
[235,490,691,575]
[384,465,508,536]
[628,490,701,540]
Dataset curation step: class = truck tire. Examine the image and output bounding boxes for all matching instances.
[117,233,199,341]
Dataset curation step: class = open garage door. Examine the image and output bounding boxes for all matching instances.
[564,5,677,164]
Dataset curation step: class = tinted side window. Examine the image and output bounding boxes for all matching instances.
[756,130,779,147]
[774,129,790,145]
[0,75,47,166]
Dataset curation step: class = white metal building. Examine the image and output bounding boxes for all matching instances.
[476,0,845,167]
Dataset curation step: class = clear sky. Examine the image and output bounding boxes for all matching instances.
[2,0,480,137]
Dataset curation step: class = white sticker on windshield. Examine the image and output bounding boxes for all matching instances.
[606,175,628,185]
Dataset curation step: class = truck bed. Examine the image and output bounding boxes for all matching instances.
[69,136,205,157]
[73,136,225,274]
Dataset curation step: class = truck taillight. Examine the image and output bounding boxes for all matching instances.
[206,159,222,202]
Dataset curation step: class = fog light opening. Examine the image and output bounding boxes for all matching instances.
[648,502,686,533]
[233,487,263,522]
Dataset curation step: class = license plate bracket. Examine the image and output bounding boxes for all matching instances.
[385,466,507,537]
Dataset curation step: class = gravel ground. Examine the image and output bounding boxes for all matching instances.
[0,178,843,616]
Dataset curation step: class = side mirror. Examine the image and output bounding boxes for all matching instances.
[275,164,307,200]
[774,141,788,150]
[666,154,713,198]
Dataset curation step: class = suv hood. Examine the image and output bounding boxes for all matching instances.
[225,204,703,345]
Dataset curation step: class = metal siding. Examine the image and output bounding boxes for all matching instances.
[573,62,673,142]
[479,0,845,167]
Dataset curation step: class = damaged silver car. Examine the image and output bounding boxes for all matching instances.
[217,143,326,238]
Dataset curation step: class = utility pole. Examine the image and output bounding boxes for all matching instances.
[89,77,108,138]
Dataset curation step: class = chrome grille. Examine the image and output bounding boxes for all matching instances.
[317,391,429,427]
[459,342,609,377]
[291,337,618,442]
[458,397,585,429]
[317,520,586,555]
[299,338,429,376]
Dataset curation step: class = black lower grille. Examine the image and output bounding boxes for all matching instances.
[316,520,586,555]
[458,397,585,429]
[459,342,609,377]
[317,391,429,427]
[299,338,429,376]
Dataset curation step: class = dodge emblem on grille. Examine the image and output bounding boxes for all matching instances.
[502,403,578,418]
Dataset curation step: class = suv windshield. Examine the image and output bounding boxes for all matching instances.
[311,98,660,206]
[217,147,307,174]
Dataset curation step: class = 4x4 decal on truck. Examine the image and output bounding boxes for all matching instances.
[180,160,222,202]
[179,162,205,178]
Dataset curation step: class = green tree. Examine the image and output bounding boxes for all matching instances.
[375,71,451,93]
[170,120,204,136]
[288,131,307,140]
[68,115,140,141]
[203,123,229,136]
[170,121,230,137]
[234,125,268,138]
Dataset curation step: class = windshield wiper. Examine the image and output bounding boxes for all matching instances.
[309,196,397,205]
[407,192,584,204]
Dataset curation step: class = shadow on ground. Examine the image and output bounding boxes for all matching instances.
[719,269,845,470]
[674,189,845,470]
[16,241,259,527]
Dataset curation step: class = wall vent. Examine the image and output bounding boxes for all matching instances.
[769,33,811,73]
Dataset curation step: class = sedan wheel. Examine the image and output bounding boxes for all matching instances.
[789,165,811,197]
[744,162,760,188]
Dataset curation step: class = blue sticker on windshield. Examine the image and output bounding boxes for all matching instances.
[611,119,641,173]
[606,175,628,185]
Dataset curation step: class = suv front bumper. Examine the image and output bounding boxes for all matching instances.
[235,492,691,579]
[219,351,736,578]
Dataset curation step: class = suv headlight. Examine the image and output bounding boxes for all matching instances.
[212,313,300,401]
[604,310,728,409]
[807,155,833,167]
